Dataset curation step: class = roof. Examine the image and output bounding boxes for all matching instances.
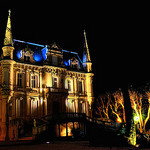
[13,39,84,71]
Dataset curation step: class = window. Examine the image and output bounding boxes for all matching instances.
[16,98,23,117]
[67,80,72,91]
[17,73,22,87]
[72,64,78,69]
[3,70,9,84]
[24,55,30,62]
[78,101,85,113]
[65,99,75,113]
[31,99,38,116]
[31,75,38,88]
[53,77,57,88]
[78,81,82,93]
[52,55,58,65]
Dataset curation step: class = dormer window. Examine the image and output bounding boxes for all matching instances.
[24,55,30,62]
[72,64,78,69]
[69,57,80,70]
[22,47,34,63]
[52,55,58,66]
[53,77,58,88]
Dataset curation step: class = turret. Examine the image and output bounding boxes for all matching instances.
[83,30,92,72]
[2,10,14,59]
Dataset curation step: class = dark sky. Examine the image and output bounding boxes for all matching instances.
[0,4,149,97]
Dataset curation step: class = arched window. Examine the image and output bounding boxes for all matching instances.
[16,98,23,117]
[78,100,85,113]
[31,99,38,116]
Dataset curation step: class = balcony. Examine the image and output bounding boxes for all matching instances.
[48,87,68,94]
[68,92,87,97]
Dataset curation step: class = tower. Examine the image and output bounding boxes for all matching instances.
[83,30,92,73]
[82,31,94,116]
[0,10,15,141]
[2,9,14,59]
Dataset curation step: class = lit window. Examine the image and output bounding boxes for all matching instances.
[17,73,22,87]
[31,75,38,88]
[16,98,23,117]
[53,77,57,88]
[68,80,72,91]
[65,99,75,113]
[78,101,85,113]
[31,99,38,116]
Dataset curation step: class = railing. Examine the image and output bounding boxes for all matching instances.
[33,113,123,139]
[41,113,122,129]
[68,92,87,97]
[32,118,48,137]
[85,116,121,128]
[49,87,68,93]
[42,113,85,120]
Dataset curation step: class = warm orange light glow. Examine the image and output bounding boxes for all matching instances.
[116,117,122,123]
[60,127,72,137]
[59,123,73,137]
[68,127,72,136]
[60,128,67,137]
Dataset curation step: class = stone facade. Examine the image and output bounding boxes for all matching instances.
[0,10,94,141]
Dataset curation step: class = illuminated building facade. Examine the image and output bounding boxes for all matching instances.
[0,10,94,141]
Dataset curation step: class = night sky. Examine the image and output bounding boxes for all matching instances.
[0,4,149,97]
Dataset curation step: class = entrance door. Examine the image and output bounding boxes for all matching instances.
[52,101,60,114]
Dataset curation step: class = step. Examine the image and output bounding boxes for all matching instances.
[18,136,33,141]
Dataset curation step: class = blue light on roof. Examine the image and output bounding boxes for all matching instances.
[13,39,45,47]
[62,49,78,55]
[83,53,87,63]
[16,50,22,59]
[33,51,43,62]
[68,59,71,66]
[42,46,48,61]
[64,60,69,66]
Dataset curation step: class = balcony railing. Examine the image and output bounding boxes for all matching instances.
[68,92,87,97]
[48,87,68,94]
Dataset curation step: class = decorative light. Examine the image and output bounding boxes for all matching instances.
[116,117,122,123]
[33,51,42,62]
[134,115,139,122]
[16,50,22,59]
[64,60,69,66]
[42,46,48,61]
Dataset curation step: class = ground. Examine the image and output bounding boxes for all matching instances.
[0,141,148,150]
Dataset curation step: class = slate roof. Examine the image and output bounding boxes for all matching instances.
[13,39,84,71]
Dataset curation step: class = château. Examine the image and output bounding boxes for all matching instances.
[0,10,94,141]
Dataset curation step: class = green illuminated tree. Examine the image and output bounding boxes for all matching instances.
[129,90,150,133]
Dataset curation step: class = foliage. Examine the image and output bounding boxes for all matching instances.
[93,88,150,133]
[93,89,125,123]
